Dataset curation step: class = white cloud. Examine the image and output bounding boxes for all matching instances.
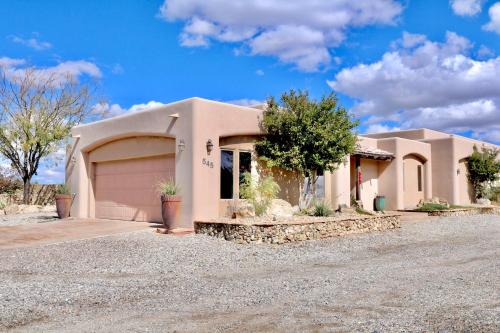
[477,45,495,59]
[111,63,124,75]
[255,69,264,76]
[226,99,264,107]
[8,35,52,50]
[0,56,101,83]
[450,0,484,16]
[159,0,403,71]
[483,2,500,34]
[92,101,165,118]
[329,32,500,144]
[365,124,401,134]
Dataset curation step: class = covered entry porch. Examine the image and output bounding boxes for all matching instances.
[350,147,394,211]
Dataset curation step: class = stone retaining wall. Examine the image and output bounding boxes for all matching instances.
[427,207,500,217]
[195,214,400,244]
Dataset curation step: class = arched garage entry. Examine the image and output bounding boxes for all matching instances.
[88,136,175,222]
[403,154,426,208]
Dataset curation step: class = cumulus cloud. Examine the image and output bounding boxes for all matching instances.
[366,124,401,134]
[450,0,484,16]
[0,56,101,83]
[8,35,52,50]
[329,32,500,144]
[159,0,403,71]
[483,2,500,34]
[225,99,264,107]
[92,101,166,118]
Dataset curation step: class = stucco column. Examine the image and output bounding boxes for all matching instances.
[330,159,351,209]
[424,159,432,200]
[394,156,404,210]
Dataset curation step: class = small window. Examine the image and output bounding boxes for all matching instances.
[239,151,252,198]
[417,165,422,192]
[220,150,233,199]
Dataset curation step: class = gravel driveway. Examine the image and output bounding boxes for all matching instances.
[1,215,499,332]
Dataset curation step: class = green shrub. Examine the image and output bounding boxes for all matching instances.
[467,146,500,199]
[157,179,179,196]
[56,184,70,195]
[0,197,6,210]
[239,172,280,216]
[312,200,332,217]
[414,203,449,212]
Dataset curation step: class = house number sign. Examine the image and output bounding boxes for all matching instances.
[202,158,214,169]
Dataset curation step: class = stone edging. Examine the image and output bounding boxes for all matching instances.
[427,207,500,217]
[195,214,400,244]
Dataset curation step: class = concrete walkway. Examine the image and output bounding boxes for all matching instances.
[0,218,156,250]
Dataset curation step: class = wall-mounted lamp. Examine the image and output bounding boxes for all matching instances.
[178,139,186,153]
[206,139,214,155]
[71,156,76,164]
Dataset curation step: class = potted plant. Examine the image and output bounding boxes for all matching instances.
[55,184,72,219]
[158,179,181,231]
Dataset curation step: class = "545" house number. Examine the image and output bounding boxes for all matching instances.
[202,158,214,169]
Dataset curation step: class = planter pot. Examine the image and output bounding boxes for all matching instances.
[55,194,72,219]
[161,195,181,230]
[374,195,386,212]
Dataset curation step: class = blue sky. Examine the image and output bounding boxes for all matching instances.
[0,0,499,183]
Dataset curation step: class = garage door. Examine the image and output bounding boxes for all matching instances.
[95,155,175,222]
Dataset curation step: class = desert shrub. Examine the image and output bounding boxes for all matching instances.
[486,185,500,203]
[55,184,70,195]
[0,172,22,195]
[415,203,449,212]
[239,172,280,216]
[0,197,6,209]
[157,179,179,196]
[312,200,332,217]
[467,146,500,199]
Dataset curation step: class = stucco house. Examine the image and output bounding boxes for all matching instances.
[66,97,498,229]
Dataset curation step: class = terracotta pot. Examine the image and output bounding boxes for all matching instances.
[55,194,72,219]
[161,195,181,230]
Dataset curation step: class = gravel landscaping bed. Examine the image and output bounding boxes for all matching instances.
[0,211,58,227]
[0,215,499,332]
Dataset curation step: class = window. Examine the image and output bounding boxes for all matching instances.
[220,150,233,199]
[417,165,422,192]
[239,151,251,198]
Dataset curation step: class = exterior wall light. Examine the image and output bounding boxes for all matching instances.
[206,139,214,155]
[178,139,186,153]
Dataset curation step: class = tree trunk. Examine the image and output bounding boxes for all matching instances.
[22,177,31,205]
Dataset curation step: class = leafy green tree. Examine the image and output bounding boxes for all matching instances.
[255,90,358,202]
[467,145,500,200]
[0,69,94,203]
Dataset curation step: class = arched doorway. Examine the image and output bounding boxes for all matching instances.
[458,158,474,204]
[403,154,426,208]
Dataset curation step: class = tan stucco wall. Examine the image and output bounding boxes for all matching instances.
[67,102,498,224]
[422,136,498,205]
[68,98,263,228]
[376,137,432,210]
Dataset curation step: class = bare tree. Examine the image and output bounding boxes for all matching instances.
[0,68,93,203]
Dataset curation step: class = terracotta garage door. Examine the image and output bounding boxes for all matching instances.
[95,155,175,222]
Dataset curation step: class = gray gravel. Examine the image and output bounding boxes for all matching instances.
[0,212,58,226]
[0,215,499,332]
